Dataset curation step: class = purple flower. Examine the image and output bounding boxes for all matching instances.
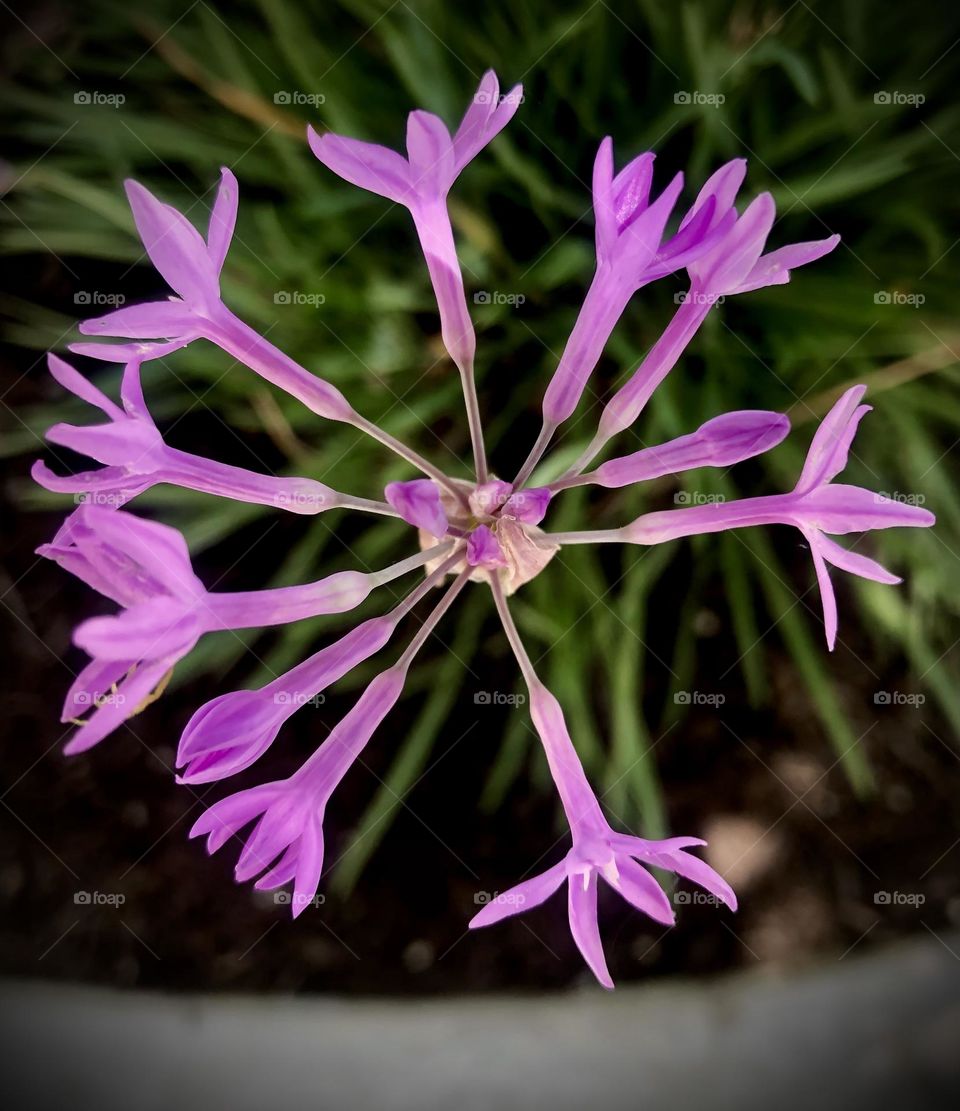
[471,608,734,987]
[35,69,934,987]
[41,504,451,752]
[33,355,377,514]
[551,387,934,650]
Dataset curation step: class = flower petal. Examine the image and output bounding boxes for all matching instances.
[78,299,196,340]
[568,872,613,989]
[468,861,568,928]
[124,179,220,307]
[207,167,238,274]
[307,127,413,205]
[46,354,123,419]
[608,856,676,926]
[795,385,869,493]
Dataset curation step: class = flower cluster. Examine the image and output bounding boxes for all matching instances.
[35,71,933,987]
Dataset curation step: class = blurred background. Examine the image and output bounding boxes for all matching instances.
[1,0,959,1088]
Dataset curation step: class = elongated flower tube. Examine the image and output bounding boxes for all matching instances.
[548,388,935,649]
[177,552,462,783]
[36,68,935,988]
[190,569,470,916]
[41,504,451,752]
[568,177,841,475]
[549,409,791,491]
[33,356,388,515]
[513,146,741,486]
[309,70,521,480]
[470,581,735,988]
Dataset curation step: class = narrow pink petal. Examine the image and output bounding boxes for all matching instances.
[680,158,747,232]
[74,599,200,662]
[78,299,195,340]
[69,337,196,363]
[46,419,163,469]
[124,180,219,307]
[207,167,238,274]
[609,857,676,925]
[307,127,413,205]
[47,354,123,419]
[568,873,613,989]
[405,110,455,197]
[816,534,902,584]
[62,657,135,723]
[795,385,868,492]
[739,234,840,293]
[291,815,325,918]
[591,137,618,257]
[120,360,151,421]
[189,783,281,852]
[63,656,174,755]
[803,528,839,651]
[653,848,738,911]
[469,861,568,928]
[800,484,935,534]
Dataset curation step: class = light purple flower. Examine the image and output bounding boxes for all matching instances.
[33,355,378,514]
[35,69,934,988]
[42,504,450,752]
[472,603,734,988]
[551,387,935,650]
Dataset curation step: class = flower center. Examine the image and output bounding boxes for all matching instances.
[419,477,558,595]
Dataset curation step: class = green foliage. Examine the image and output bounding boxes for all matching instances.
[3,0,958,875]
